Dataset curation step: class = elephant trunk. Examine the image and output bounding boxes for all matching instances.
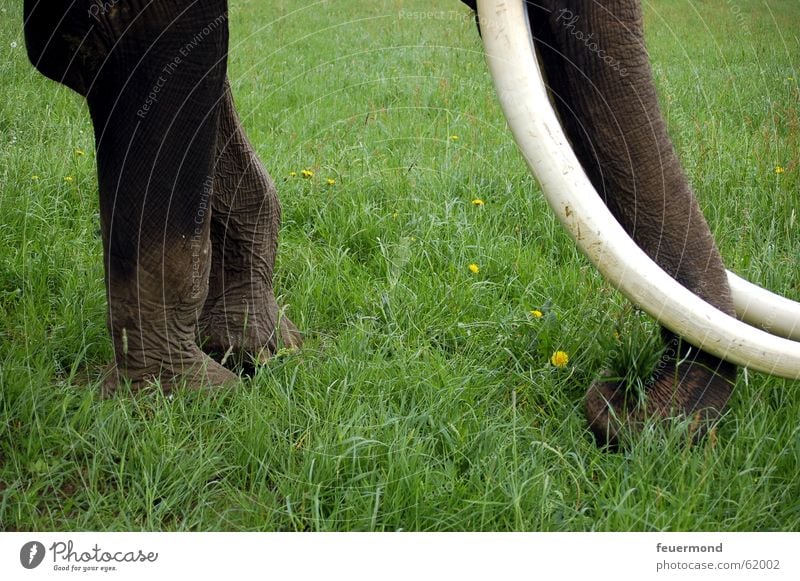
[524,1,737,445]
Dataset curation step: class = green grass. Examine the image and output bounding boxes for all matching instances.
[1,0,798,531]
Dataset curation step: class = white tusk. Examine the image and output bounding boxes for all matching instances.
[477,0,800,379]
[728,272,800,341]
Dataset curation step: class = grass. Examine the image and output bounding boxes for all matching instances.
[0,0,798,531]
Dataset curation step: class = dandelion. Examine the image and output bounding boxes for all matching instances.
[449,135,459,141]
[326,178,336,186]
[289,171,297,177]
[11,41,18,49]
[775,165,785,174]
[74,148,85,156]
[31,175,39,181]
[530,309,543,319]
[392,211,399,219]
[471,198,484,206]
[550,350,569,368]
[301,169,314,178]
[468,263,480,274]
[64,176,74,183]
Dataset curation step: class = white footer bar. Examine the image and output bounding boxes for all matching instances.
[2,532,797,580]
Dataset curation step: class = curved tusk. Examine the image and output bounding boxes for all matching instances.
[728,272,800,341]
[477,0,800,379]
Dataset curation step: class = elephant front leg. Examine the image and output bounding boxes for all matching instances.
[199,81,302,367]
[84,0,238,394]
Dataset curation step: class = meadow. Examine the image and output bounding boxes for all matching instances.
[0,0,798,531]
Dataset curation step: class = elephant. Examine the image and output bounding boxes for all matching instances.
[24,0,303,397]
[25,0,784,447]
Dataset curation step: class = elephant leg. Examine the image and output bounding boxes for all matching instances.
[25,0,237,393]
[526,1,736,446]
[199,81,302,368]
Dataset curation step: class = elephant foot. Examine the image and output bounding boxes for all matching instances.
[101,344,238,397]
[585,351,735,449]
[199,289,302,369]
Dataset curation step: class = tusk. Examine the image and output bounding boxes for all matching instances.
[477,0,800,379]
[728,272,800,341]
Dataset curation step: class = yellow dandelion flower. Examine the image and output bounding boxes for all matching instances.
[74,148,85,156]
[449,135,459,141]
[301,169,314,178]
[392,211,399,219]
[326,178,336,186]
[64,176,74,182]
[471,198,484,206]
[530,309,543,318]
[31,175,39,181]
[775,165,785,174]
[550,350,569,368]
[468,263,480,274]
[289,171,297,177]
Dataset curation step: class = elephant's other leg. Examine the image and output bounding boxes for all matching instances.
[79,1,237,393]
[528,1,736,446]
[199,81,302,366]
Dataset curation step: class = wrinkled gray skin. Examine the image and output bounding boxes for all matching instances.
[24,0,301,395]
[465,0,736,446]
[25,0,735,447]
